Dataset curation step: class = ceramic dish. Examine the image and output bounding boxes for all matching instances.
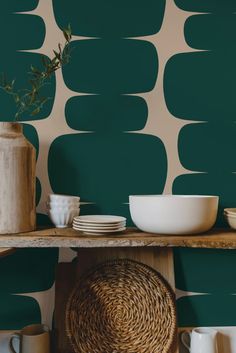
[74,215,126,224]
[224,214,236,229]
[129,195,219,235]
[224,208,236,216]
[47,204,80,212]
[72,224,125,230]
[224,212,236,218]
[48,209,80,228]
[73,226,126,233]
[72,220,125,228]
[48,194,80,201]
[79,231,125,236]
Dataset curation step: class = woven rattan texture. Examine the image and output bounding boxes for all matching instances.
[66,259,177,353]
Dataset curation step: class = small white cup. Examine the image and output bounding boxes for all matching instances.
[48,209,80,228]
[46,202,80,212]
[48,194,80,203]
[181,327,218,353]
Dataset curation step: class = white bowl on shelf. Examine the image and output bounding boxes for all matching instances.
[224,208,236,216]
[224,213,236,229]
[48,194,80,205]
[129,195,219,235]
[46,202,80,212]
[48,201,80,208]
[48,209,80,228]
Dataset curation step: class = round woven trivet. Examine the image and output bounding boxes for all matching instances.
[66,259,177,353]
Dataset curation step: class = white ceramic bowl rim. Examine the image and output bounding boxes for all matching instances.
[224,208,236,213]
[224,213,236,218]
[47,201,80,205]
[48,208,80,214]
[48,194,80,199]
[129,194,219,235]
[48,206,80,209]
[129,195,219,199]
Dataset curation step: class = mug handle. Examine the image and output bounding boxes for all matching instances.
[9,333,20,353]
[181,331,191,351]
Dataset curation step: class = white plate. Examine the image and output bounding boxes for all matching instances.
[73,226,126,233]
[74,215,126,224]
[72,223,125,230]
[73,220,126,229]
[82,231,125,235]
[74,222,126,228]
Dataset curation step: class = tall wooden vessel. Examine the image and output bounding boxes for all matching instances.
[0,122,36,233]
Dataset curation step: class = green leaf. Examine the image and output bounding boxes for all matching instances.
[0,24,72,121]
[41,56,49,68]
[63,24,72,42]
[67,24,72,39]
[30,65,41,76]
[5,85,12,91]
[53,50,61,60]
[31,107,40,116]
[14,95,20,103]
[63,30,69,42]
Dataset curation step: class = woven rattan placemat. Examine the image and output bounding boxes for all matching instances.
[66,259,177,353]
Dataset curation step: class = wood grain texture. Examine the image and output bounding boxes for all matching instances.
[54,263,76,353]
[55,248,178,353]
[0,123,36,234]
[0,248,15,257]
[1,227,236,249]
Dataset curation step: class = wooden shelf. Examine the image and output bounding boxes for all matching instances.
[0,227,236,249]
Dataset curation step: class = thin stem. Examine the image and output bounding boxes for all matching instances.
[0,25,72,121]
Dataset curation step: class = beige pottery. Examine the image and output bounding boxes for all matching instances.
[0,122,36,233]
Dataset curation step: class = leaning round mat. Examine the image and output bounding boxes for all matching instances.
[66,259,177,353]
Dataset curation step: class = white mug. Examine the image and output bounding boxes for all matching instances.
[181,327,218,353]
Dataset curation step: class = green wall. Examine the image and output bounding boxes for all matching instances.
[1,0,236,339]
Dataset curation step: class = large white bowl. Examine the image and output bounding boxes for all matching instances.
[129,195,219,235]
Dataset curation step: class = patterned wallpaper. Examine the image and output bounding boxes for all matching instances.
[1,0,236,350]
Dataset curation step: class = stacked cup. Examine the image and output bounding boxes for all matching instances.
[224,208,236,230]
[47,194,80,228]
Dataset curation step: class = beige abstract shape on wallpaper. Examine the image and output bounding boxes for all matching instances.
[132,0,201,194]
[25,0,202,209]
[21,0,91,215]
[16,284,55,328]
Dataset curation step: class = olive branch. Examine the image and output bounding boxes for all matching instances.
[0,24,72,120]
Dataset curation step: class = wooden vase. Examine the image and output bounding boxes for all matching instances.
[0,122,36,234]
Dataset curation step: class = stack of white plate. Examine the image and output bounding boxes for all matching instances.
[73,215,126,235]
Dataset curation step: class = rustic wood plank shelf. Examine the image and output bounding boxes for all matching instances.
[3,228,234,353]
[0,227,236,249]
